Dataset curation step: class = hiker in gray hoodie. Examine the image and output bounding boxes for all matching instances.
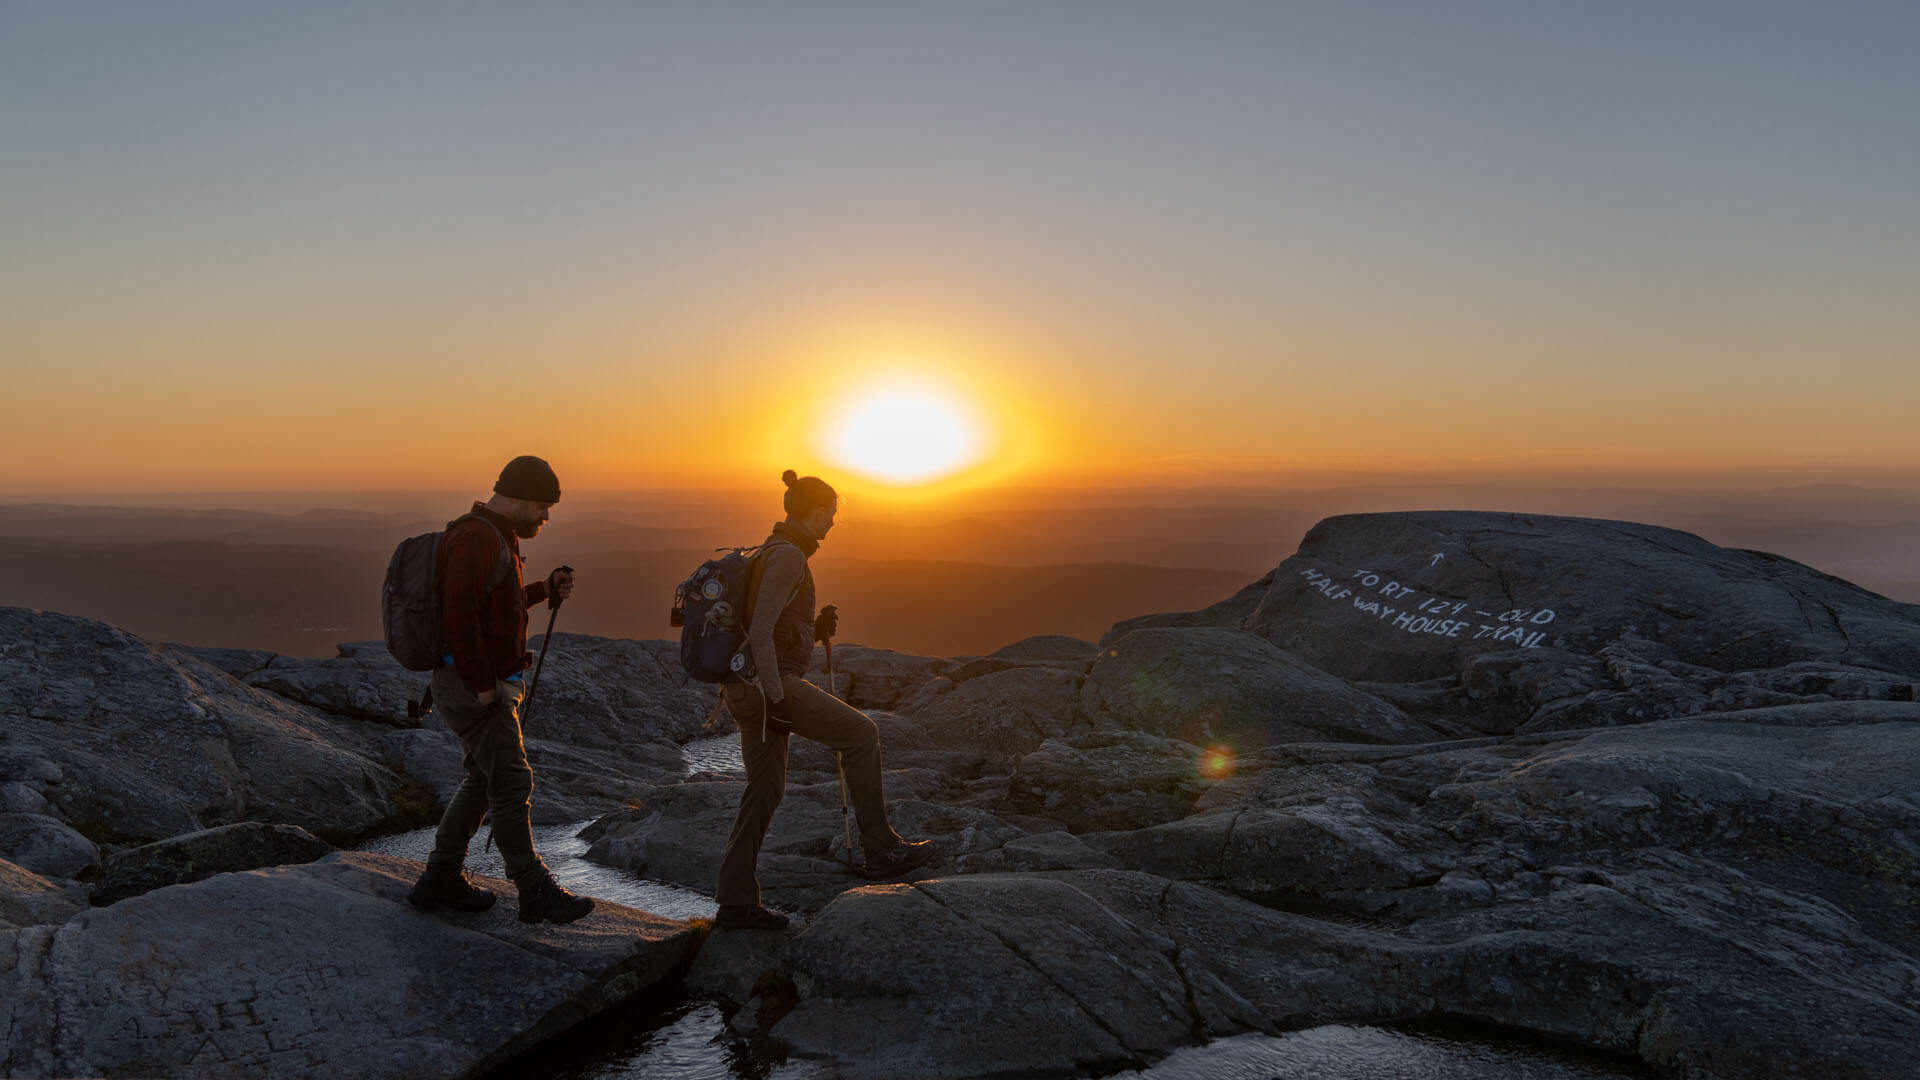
[714,470,935,930]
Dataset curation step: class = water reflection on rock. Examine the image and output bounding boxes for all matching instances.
[356,821,716,922]
[1110,1025,1648,1080]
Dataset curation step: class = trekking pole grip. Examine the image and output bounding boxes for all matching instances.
[547,564,574,610]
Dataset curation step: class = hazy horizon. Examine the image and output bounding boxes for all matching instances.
[7,478,1916,660]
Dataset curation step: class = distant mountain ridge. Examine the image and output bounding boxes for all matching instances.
[4,493,1918,658]
[0,537,1252,658]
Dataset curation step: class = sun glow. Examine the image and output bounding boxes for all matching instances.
[825,384,984,484]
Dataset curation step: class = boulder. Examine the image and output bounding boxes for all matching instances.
[518,633,722,747]
[912,666,1089,764]
[374,728,468,806]
[1001,732,1219,832]
[233,633,717,747]
[0,813,98,880]
[240,642,429,727]
[803,645,950,710]
[685,918,802,1012]
[941,656,1028,683]
[1083,627,1437,748]
[582,781,781,907]
[1100,570,1276,646]
[0,782,49,815]
[984,634,1103,668]
[0,607,404,844]
[1227,512,1920,683]
[0,749,64,823]
[206,634,716,806]
[0,852,698,1079]
[771,874,1197,1077]
[0,858,86,929]
[516,736,688,823]
[90,822,335,906]
[172,646,277,680]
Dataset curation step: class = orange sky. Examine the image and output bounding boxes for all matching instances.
[8,6,1918,497]
[17,305,1917,498]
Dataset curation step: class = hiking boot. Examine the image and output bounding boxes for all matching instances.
[516,871,594,924]
[716,904,790,931]
[861,840,936,880]
[406,865,497,913]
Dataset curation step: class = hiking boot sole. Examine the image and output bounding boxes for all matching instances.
[860,849,937,880]
[518,900,594,924]
[716,910,790,931]
[407,892,497,913]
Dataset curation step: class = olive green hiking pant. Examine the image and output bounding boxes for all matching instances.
[716,675,904,907]
[424,669,544,883]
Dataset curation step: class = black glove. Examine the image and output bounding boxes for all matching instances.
[814,604,839,643]
[765,696,795,737]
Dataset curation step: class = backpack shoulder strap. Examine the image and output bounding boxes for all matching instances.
[448,513,516,588]
[741,538,805,628]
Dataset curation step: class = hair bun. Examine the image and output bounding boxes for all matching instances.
[781,469,799,487]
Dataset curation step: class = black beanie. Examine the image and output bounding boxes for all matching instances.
[494,455,561,503]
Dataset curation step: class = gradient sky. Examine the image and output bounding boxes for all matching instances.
[6,2,1917,496]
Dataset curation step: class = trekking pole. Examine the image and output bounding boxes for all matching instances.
[825,626,859,873]
[835,754,858,874]
[520,564,574,729]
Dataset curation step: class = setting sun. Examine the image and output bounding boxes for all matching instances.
[824,384,983,484]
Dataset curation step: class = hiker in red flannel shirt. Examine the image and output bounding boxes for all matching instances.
[406,455,594,924]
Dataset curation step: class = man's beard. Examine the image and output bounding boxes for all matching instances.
[513,519,543,539]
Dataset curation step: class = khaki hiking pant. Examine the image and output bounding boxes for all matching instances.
[716,674,904,907]
[425,669,544,883]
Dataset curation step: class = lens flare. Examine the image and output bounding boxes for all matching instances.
[1200,745,1236,779]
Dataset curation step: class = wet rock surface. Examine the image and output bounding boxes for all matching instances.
[0,851,698,1079]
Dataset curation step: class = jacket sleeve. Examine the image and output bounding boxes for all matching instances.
[441,526,500,695]
[747,544,805,701]
[524,577,549,608]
